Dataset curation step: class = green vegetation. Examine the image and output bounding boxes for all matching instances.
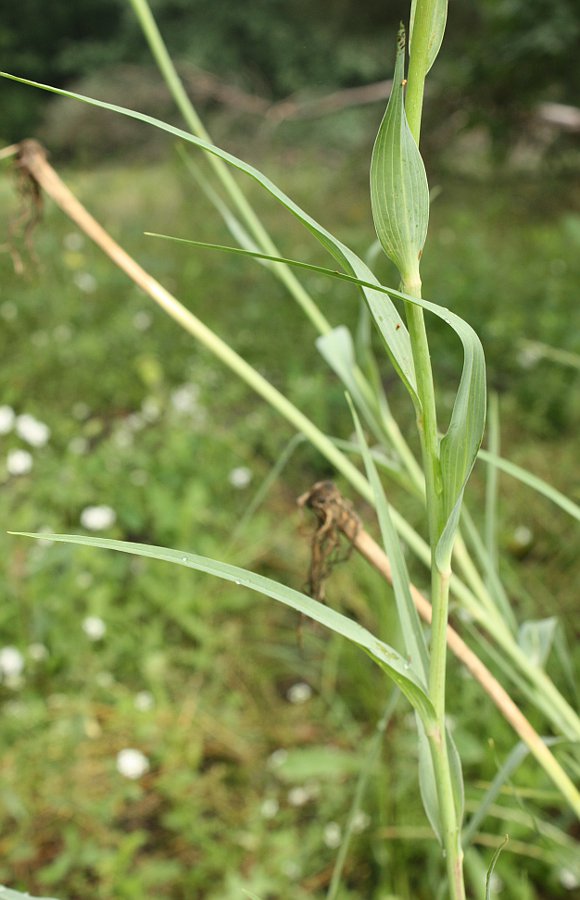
[1,0,580,897]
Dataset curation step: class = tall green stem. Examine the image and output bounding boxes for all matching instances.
[404,2,465,895]
[128,0,330,336]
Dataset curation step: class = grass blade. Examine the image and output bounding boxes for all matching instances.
[485,835,509,898]
[410,0,449,73]
[0,72,419,402]
[478,449,580,523]
[10,532,436,723]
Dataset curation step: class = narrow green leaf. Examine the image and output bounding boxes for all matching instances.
[348,398,429,682]
[410,0,449,73]
[485,835,509,898]
[417,721,442,842]
[146,232,486,566]
[0,72,418,403]
[370,27,429,284]
[316,327,384,443]
[10,532,436,723]
[478,449,580,523]
[518,618,558,669]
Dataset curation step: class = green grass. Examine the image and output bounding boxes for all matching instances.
[1,143,579,897]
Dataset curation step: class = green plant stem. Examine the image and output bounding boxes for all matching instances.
[404,2,466,894]
[405,0,440,143]
[128,0,330,337]
[130,0,430,497]
[427,717,465,899]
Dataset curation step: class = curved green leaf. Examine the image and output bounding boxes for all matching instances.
[370,28,429,284]
[478,449,580,523]
[0,71,418,402]
[10,532,436,724]
[145,233,486,569]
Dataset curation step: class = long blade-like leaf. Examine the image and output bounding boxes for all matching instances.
[0,72,418,402]
[348,398,429,681]
[11,532,435,723]
[145,232,486,568]
[478,449,580,523]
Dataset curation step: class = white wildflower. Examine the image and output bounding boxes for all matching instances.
[323,822,342,849]
[170,383,200,414]
[134,691,154,712]
[64,232,85,251]
[513,525,533,547]
[287,786,310,807]
[267,748,288,770]
[286,682,313,704]
[228,466,252,489]
[133,310,152,331]
[82,616,106,641]
[352,810,371,832]
[0,646,25,679]
[80,505,116,531]
[260,798,279,820]
[16,414,50,447]
[559,868,580,890]
[68,436,89,455]
[28,643,49,661]
[73,272,97,293]
[116,748,150,780]
[0,405,15,434]
[7,449,33,476]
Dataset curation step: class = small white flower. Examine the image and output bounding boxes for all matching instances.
[513,525,533,547]
[141,397,161,422]
[133,310,152,331]
[116,748,150,780]
[72,402,90,420]
[260,797,279,819]
[82,616,106,641]
[80,505,116,531]
[351,810,370,833]
[28,643,49,661]
[286,682,313,704]
[53,324,72,343]
[170,383,200,414]
[64,232,85,251]
[74,272,97,294]
[7,449,33,476]
[559,868,580,890]
[0,646,25,679]
[267,748,288,770]
[68,436,89,455]
[0,405,15,434]
[16,414,50,447]
[287,786,310,807]
[281,861,301,879]
[323,822,342,848]
[134,691,154,712]
[228,466,252,489]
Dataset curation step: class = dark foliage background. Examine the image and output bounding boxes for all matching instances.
[2,0,580,148]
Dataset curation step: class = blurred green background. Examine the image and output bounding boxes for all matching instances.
[1,1,580,898]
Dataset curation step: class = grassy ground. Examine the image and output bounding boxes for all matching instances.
[1,131,579,898]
